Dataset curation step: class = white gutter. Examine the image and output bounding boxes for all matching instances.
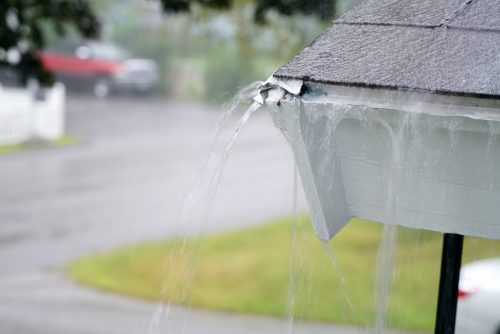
[257,77,500,241]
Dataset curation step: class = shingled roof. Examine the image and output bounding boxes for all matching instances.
[274,0,500,98]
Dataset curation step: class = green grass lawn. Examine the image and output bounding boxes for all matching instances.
[68,216,500,332]
[0,135,78,155]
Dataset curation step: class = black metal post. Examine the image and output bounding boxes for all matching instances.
[434,233,464,334]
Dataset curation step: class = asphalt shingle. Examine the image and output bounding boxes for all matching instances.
[448,0,500,31]
[274,0,500,98]
[337,0,463,27]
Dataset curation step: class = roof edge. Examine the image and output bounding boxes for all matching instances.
[273,73,500,102]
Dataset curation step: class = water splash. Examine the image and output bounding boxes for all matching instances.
[149,83,262,334]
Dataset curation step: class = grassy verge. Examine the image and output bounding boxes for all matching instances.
[68,217,500,332]
[0,135,79,155]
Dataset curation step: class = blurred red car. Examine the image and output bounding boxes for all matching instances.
[39,40,159,98]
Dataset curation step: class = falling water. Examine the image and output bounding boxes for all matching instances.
[286,166,316,334]
[181,82,263,224]
[320,240,356,314]
[149,82,262,334]
[287,154,356,333]
[267,86,500,333]
[145,76,500,333]
[374,224,397,333]
[286,167,300,334]
[373,108,406,334]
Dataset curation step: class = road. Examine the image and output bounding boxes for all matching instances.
[0,95,419,334]
[0,270,395,334]
[0,96,301,275]
[0,95,307,333]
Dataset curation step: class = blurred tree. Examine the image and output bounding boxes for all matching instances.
[0,0,99,85]
[159,0,336,22]
[254,0,336,23]
[159,0,229,13]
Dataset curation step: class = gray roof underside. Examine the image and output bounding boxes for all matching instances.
[274,0,500,98]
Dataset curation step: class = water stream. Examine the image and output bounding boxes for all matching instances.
[286,166,317,333]
[320,240,356,314]
[374,224,397,333]
[286,167,300,334]
[287,154,357,333]
[181,83,262,226]
[149,83,262,334]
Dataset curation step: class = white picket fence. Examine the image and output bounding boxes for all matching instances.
[0,83,65,145]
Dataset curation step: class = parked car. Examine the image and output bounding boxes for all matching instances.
[456,258,500,334]
[39,40,159,98]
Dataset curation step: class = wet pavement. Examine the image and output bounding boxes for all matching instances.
[0,95,421,333]
[0,96,301,275]
[1,271,419,334]
[0,95,304,333]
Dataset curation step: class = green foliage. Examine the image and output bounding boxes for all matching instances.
[0,0,100,85]
[68,216,500,331]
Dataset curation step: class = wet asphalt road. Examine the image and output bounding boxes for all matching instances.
[1,271,400,334]
[0,96,301,275]
[0,95,310,333]
[0,95,421,334]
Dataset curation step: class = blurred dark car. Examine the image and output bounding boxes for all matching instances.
[39,40,159,98]
[456,258,500,334]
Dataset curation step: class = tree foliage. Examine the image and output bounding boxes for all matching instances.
[254,0,336,23]
[159,0,231,13]
[158,0,336,23]
[0,0,100,85]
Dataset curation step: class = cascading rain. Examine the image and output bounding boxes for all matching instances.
[149,82,262,334]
